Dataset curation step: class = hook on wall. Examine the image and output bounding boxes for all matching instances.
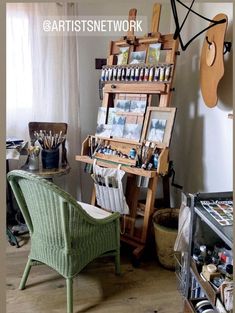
[223,41,232,55]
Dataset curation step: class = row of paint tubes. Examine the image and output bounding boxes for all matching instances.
[101,64,173,82]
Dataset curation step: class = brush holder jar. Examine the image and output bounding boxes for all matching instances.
[41,148,59,169]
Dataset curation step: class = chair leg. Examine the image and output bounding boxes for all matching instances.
[19,258,32,290]
[115,252,121,275]
[66,278,73,313]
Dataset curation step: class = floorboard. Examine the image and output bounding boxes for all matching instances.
[6,235,183,313]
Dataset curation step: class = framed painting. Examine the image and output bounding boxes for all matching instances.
[141,107,176,147]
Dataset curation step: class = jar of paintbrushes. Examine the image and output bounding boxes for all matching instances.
[34,130,66,169]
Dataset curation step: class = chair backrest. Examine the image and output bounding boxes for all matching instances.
[7,170,91,252]
[28,122,68,167]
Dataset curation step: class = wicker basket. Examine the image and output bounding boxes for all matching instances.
[153,208,179,270]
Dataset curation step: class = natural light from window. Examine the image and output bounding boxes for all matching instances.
[7,11,33,113]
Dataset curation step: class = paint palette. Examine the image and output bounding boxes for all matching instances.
[200,200,233,226]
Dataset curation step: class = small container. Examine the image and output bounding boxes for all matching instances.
[220,247,233,265]
[129,148,136,159]
[153,154,159,169]
[28,155,39,171]
[225,264,233,281]
[41,148,59,169]
[200,245,207,255]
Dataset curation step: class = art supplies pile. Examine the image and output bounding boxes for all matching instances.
[88,136,161,170]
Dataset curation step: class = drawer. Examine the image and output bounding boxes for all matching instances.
[103,82,168,94]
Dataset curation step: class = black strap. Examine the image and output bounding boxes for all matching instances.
[170,0,226,51]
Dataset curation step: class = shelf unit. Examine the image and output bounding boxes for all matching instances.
[76,3,179,260]
[178,192,233,313]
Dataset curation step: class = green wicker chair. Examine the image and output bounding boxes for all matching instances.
[7,170,120,313]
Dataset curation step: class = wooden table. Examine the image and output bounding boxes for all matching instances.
[23,164,70,179]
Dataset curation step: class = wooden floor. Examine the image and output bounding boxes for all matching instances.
[6,235,183,313]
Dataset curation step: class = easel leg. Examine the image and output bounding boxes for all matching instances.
[125,175,140,236]
[141,176,158,243]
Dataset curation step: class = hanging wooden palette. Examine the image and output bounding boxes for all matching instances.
[200,14,228,108]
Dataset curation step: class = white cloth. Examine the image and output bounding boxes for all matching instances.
[92,162,129,214]
[174,201,191,252]
[77,201,112,219]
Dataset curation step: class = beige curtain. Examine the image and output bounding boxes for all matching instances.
[7,2,81,198]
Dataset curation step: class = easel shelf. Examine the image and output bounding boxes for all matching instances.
[76,155,158,178]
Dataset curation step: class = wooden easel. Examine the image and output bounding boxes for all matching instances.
[76,3,179,261]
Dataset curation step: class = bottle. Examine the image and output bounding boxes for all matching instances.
[135,67,140,81]
[121,67,126,81]
[159,66,165,81]
[225,264,233,281]
[125,67,131,81]
[113,67,117,80]
[130,67,135,81]
[154,66,160,81]
[149,67,154,81]
[153,154,159,169]
[105,68,109,81]
[219,247,233,265]
[108,67,113,81]
[164,65,172,81]
[129,148,136,159]
[139,67,144,81]
[101,68,106,81]
[144,67,149,81]
[117,67,122,81]
[200,245,207,264]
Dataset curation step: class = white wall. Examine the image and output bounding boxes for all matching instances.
[169,3,233,206]
[76,1,233,204]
